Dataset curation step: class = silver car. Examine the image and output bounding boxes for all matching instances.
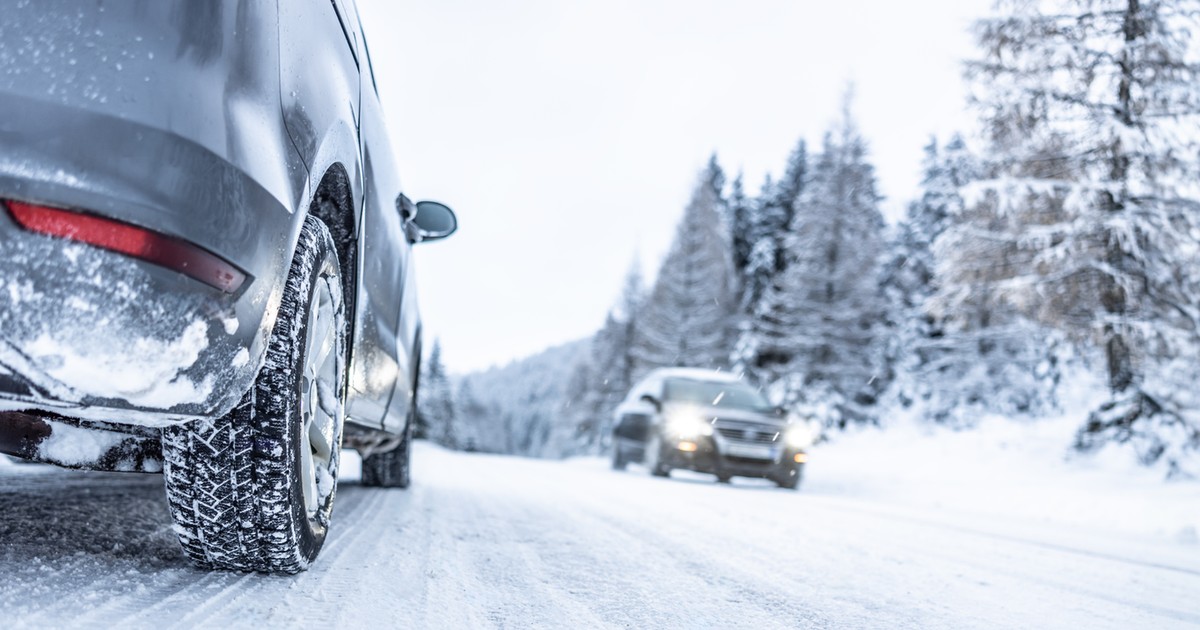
[0,0,454,573]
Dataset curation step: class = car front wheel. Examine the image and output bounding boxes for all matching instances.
[162,215,347,574]
[611,444,628,471]
[773,463,803,490]
[645,435,671,477]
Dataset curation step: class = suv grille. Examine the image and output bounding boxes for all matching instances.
[713,421,781,444]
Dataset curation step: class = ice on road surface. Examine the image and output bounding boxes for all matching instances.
[2,439,1198,629]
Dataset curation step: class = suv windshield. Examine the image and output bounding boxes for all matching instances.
[663,378,773,412]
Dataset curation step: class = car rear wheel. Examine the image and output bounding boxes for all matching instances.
[360,355,416,489]
[162,215,346,574]
[360,409,413,489]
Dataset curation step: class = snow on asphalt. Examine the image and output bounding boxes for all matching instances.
[2,433,1199,629]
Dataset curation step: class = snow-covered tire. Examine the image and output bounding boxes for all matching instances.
[611,447,628,471]
[162,216,347,574]
[773,464,803,490]
[646,436,670,477]
[360,422,412,488]
[360,363,416,488]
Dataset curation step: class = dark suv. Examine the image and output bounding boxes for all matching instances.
[0,0,454,573]
[611,369,814,489]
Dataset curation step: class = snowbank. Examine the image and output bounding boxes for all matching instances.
[806,413,1200,546]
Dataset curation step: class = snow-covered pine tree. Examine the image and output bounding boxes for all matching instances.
[739,174,778,316]
[897,135,975,302]
[902,133,1058,425]
[454,380,488,452]
[880,135,978,414]
[593,263,645,445]
[734,140,809,382]
[931,199,1066,425]
[560,357,598,454]
[559,260,646,455]
[771,139,809,273]
[419,339,458,449]
[753,140,811,284]
[965,0,1200,473]
[727,173,754,280]
[753,99,887,426]
[633,159,736,374]
[455,341,589,458]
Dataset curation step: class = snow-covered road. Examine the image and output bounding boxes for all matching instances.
[2,442,1199,629]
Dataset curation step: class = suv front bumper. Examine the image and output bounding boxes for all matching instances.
[658,435,802,479]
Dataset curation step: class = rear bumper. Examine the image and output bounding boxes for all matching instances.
[0,94,301,426]
[0,206,251,425]
[0,411,162,472]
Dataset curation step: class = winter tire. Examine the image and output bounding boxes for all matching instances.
[360,413,413,488]
[360,353,416,488]
[611,446,628,471]
[773,464,803,490]
[162,215,347,574]
[646,436,670,477]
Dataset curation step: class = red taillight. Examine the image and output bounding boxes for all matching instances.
[4,200,246,293]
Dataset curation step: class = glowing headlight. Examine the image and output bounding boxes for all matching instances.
[664,408,714,439]
[784,425,815,449]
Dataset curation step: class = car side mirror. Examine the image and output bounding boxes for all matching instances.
[639,394,662,412]
[401,199,457,243]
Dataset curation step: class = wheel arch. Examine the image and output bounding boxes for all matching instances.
[306,164,359,338]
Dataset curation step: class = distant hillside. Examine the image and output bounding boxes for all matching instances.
[454,340,588,458]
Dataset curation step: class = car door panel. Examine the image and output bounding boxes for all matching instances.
[344,0,415,431]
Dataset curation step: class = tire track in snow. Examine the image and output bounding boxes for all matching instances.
[262,486,397,627]
[803,495,1200,577]
[493,461,1200,630]
[162,572,262,630]
[137,485,387,629]
[510,473,833,628]
[608,477,1200,629]
[402,450,818,629]
[778,494,1200,626]
[82,480,380,628]
[417,485,612,628]
[83,568,243,629]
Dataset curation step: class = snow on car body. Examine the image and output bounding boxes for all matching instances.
[0,0,455,573]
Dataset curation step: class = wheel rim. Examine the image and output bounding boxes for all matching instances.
[299,275,340,521]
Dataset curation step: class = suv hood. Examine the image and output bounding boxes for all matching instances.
[666,403,785,427]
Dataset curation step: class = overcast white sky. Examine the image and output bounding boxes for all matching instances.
[357,0,994,373]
